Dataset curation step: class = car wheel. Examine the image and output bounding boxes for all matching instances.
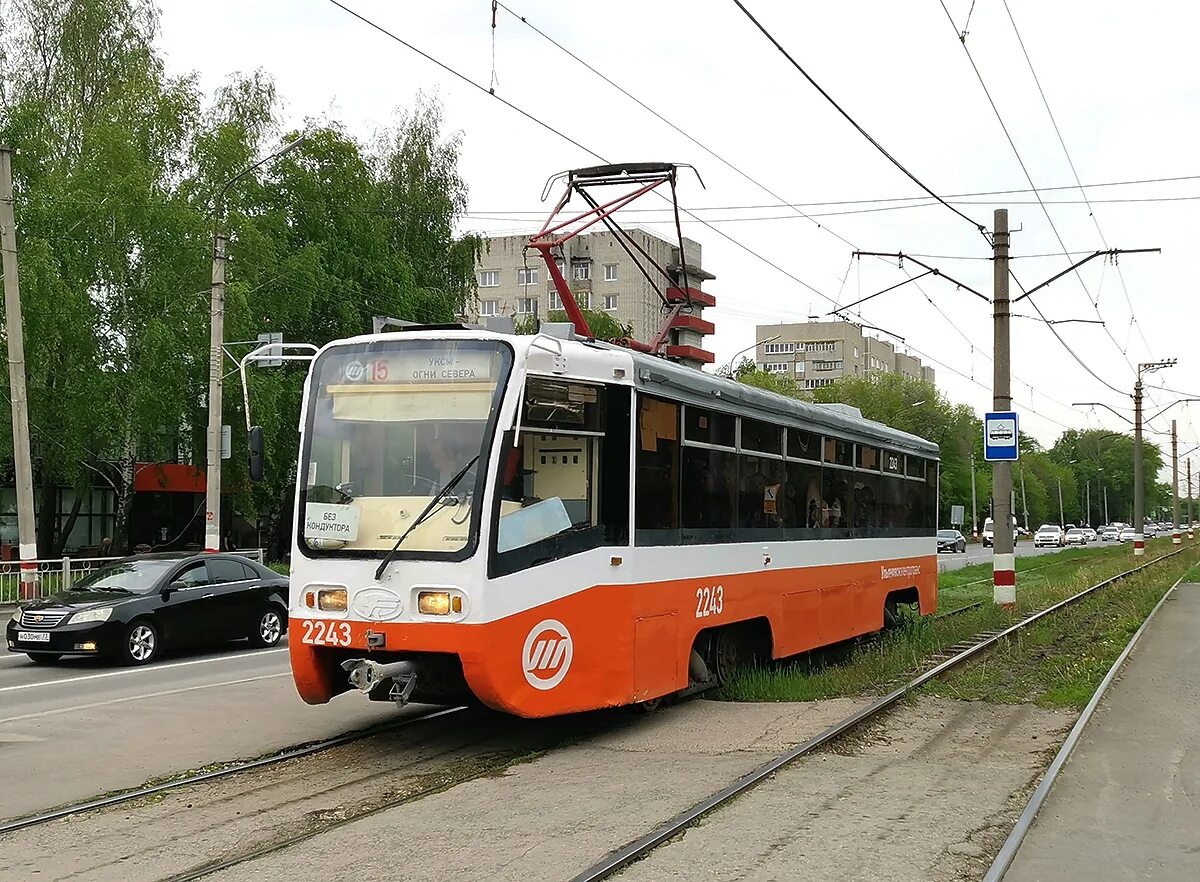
[27,653,62,665]
[121,620,159,665]
[249,607,285,648]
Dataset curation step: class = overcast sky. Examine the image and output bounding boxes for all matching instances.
[158,0,1200,469]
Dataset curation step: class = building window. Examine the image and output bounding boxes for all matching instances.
[764,342,796,355]
[517,297,538,315]
[573,262,591,281]
[604,294,618,310]
[603,263,618,282]
[802,341,835,353]
[795,362,805,375]
[765,362,789,374]
[478,270,499,288]
[517,267,539,286]
[480,299,499,316]
[812,360,844,372]
[555,259,565,275]
[803,378,834,389]
[853,346,860,358]
[577,291,590,309]
[549,290,562,310]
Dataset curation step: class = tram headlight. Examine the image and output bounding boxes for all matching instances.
[417,591,462,616]
[317,588,348,612]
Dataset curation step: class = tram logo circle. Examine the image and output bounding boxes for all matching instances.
[522,619,573,690]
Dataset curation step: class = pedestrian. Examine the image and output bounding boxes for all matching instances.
[98,536,113,557]
[222,531,235,552]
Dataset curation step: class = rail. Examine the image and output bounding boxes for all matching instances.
[0,549,266,603]
[569,543,1194,882]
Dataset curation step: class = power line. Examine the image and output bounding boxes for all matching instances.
[936,0,1143,393]
[729,0,988,236]
[330,0,1106,438]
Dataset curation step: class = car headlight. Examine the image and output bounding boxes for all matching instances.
[71,606,114,625]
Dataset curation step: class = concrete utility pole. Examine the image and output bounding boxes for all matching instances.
[204,133,307,552]
[1085,480,1091,528]
[1134,359,1176,556]
[1172,419,1181,544]
[0,147,38,595]
[1104,484,1109,525]
[203,232,228,552]
[992,209,1015,607]
[1057,477,1065,529]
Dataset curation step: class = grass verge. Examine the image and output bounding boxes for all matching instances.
[716,539,1198,704]
[924,550,1197,709]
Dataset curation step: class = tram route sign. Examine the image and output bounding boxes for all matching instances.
[984,411,1019,462]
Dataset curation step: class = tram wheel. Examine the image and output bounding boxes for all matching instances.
[712,626,751,685]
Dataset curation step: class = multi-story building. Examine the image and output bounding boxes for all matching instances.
[470,229,716,368]
[754,319,935,391]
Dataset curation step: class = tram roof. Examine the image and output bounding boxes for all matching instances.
[623,347,939,459]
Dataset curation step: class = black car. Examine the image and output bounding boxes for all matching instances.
[6,552,289,665]
[937,529,967,553]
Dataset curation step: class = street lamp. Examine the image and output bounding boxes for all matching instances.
[204,132,308,552]
[721,334,779,378]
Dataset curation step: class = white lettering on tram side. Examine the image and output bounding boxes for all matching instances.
[522,619,573,690]
[881,565,921,579]
[695,585,724,618]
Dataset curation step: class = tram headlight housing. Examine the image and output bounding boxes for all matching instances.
[317,588,348,612]
[417,591,462,616]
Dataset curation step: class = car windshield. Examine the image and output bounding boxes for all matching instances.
[1038,525,1057,532]
[937,530,957,539]
[300,338,512,557]
[70,560,177,594]
[1068,529,1084,535]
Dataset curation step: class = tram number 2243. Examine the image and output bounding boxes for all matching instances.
[301,619,352,647]
[695,585,725,619]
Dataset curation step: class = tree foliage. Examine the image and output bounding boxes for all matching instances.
[0,0,478,555]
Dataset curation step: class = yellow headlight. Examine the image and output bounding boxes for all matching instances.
[418,591,453,615]
[318,588,348,611]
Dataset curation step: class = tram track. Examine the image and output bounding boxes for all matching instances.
[570,544,1195,882]
[0,704,465,836]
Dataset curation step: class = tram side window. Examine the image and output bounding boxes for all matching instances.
[924,461,938,529]
[490,382,630,577]
[881,475,907,528]
[635,396,680,539]
[681,447,737,535]
[853,472,881,528]
[738,454,786,532]
[821,467,853,530]
[785,460,823,528]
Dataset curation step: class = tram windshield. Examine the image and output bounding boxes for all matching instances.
[299,339,512,557]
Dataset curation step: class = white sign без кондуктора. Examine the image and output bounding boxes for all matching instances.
[304,503,361,541]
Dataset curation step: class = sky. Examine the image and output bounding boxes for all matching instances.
[156,0,1200,476]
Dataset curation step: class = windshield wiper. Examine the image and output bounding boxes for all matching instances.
[374,454,480,581]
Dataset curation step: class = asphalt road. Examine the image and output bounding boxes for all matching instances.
[0,634,406,820]
[935,539,1115,572]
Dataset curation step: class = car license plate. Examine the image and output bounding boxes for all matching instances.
[17,630,50,643]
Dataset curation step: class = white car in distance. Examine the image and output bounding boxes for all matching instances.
[1064,527,1088,546]
[1034,524,1065,548]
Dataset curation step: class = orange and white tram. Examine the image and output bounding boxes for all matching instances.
[287,325,938,717]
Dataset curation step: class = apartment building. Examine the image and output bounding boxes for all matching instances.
[470,229,716,368]
[754,319,935,391]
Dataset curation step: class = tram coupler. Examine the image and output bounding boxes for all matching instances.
[341,658,418,702]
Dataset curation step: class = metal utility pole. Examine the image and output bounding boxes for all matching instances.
[1085,480,1091,528]
[970,450,979,539]
[1188,459,1194,540]
[1057,477,1064,528]
[1104,484,1109,525]
[1019,466,1029,531]
[0,147,38,596]
[203,232,228,552]
[1133,360,1176,556]
[992,209,1015,608]
[1172,419,1181,544]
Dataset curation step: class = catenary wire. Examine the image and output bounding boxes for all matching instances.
[328,0,1111,436]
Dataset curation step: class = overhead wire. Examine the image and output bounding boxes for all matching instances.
[936,0,1142,391]
[327,0,1106,437]
[729,0,988,237]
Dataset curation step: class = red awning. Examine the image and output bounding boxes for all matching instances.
[133,462,206,494]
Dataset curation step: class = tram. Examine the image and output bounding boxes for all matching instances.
[283,325,938,717]
[263,162,938,717]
